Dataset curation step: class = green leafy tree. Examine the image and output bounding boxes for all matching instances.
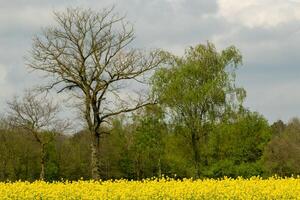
[270,120,286,136]
[130,106,166,179]
[152,42,245,177]
[263,118,300,176]
[206,110,271,178]
[59,131,91,180]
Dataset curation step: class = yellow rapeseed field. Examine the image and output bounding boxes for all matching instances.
[0,176,299,199]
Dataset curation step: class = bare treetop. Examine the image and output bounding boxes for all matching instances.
[28,7,164,124]
[7,91,68,134]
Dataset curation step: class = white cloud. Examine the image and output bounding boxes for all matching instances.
[218,0,300,28]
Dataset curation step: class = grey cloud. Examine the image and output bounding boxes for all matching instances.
[1,0,300,123]
[113,0,221,51]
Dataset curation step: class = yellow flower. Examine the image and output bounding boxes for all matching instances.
[0,177,299,199]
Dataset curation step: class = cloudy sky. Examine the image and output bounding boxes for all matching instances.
[1,0,300,123]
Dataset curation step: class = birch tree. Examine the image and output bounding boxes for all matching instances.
[152,42,245,178]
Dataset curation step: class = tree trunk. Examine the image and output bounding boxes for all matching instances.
[157,157,162,178]
[91,132,101,180]
[40,143,46,180]
[191,132,200,178]
[25,152,29,179]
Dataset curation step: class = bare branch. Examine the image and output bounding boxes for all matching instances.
[26,7,166,179]
[100,101,156,121]
[6,90,69,135]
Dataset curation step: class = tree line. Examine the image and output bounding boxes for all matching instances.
[0,7,299,181]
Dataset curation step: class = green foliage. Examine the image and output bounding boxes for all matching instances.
[202,110,271,178]
[152,42,245,117]
[131,106,166,178]
[152,42,245,177]
[58,131,91,180]
[162,132,195,178]
[44,134,60,181]
[203,160,263,178]
[263,118,300,176]
[0,129,40,181]
[209,111,271,163]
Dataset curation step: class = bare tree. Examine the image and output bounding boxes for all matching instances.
[7,90,68,180]
[27,7,165,179]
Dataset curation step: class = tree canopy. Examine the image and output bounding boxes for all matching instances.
[152,42,246,177]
